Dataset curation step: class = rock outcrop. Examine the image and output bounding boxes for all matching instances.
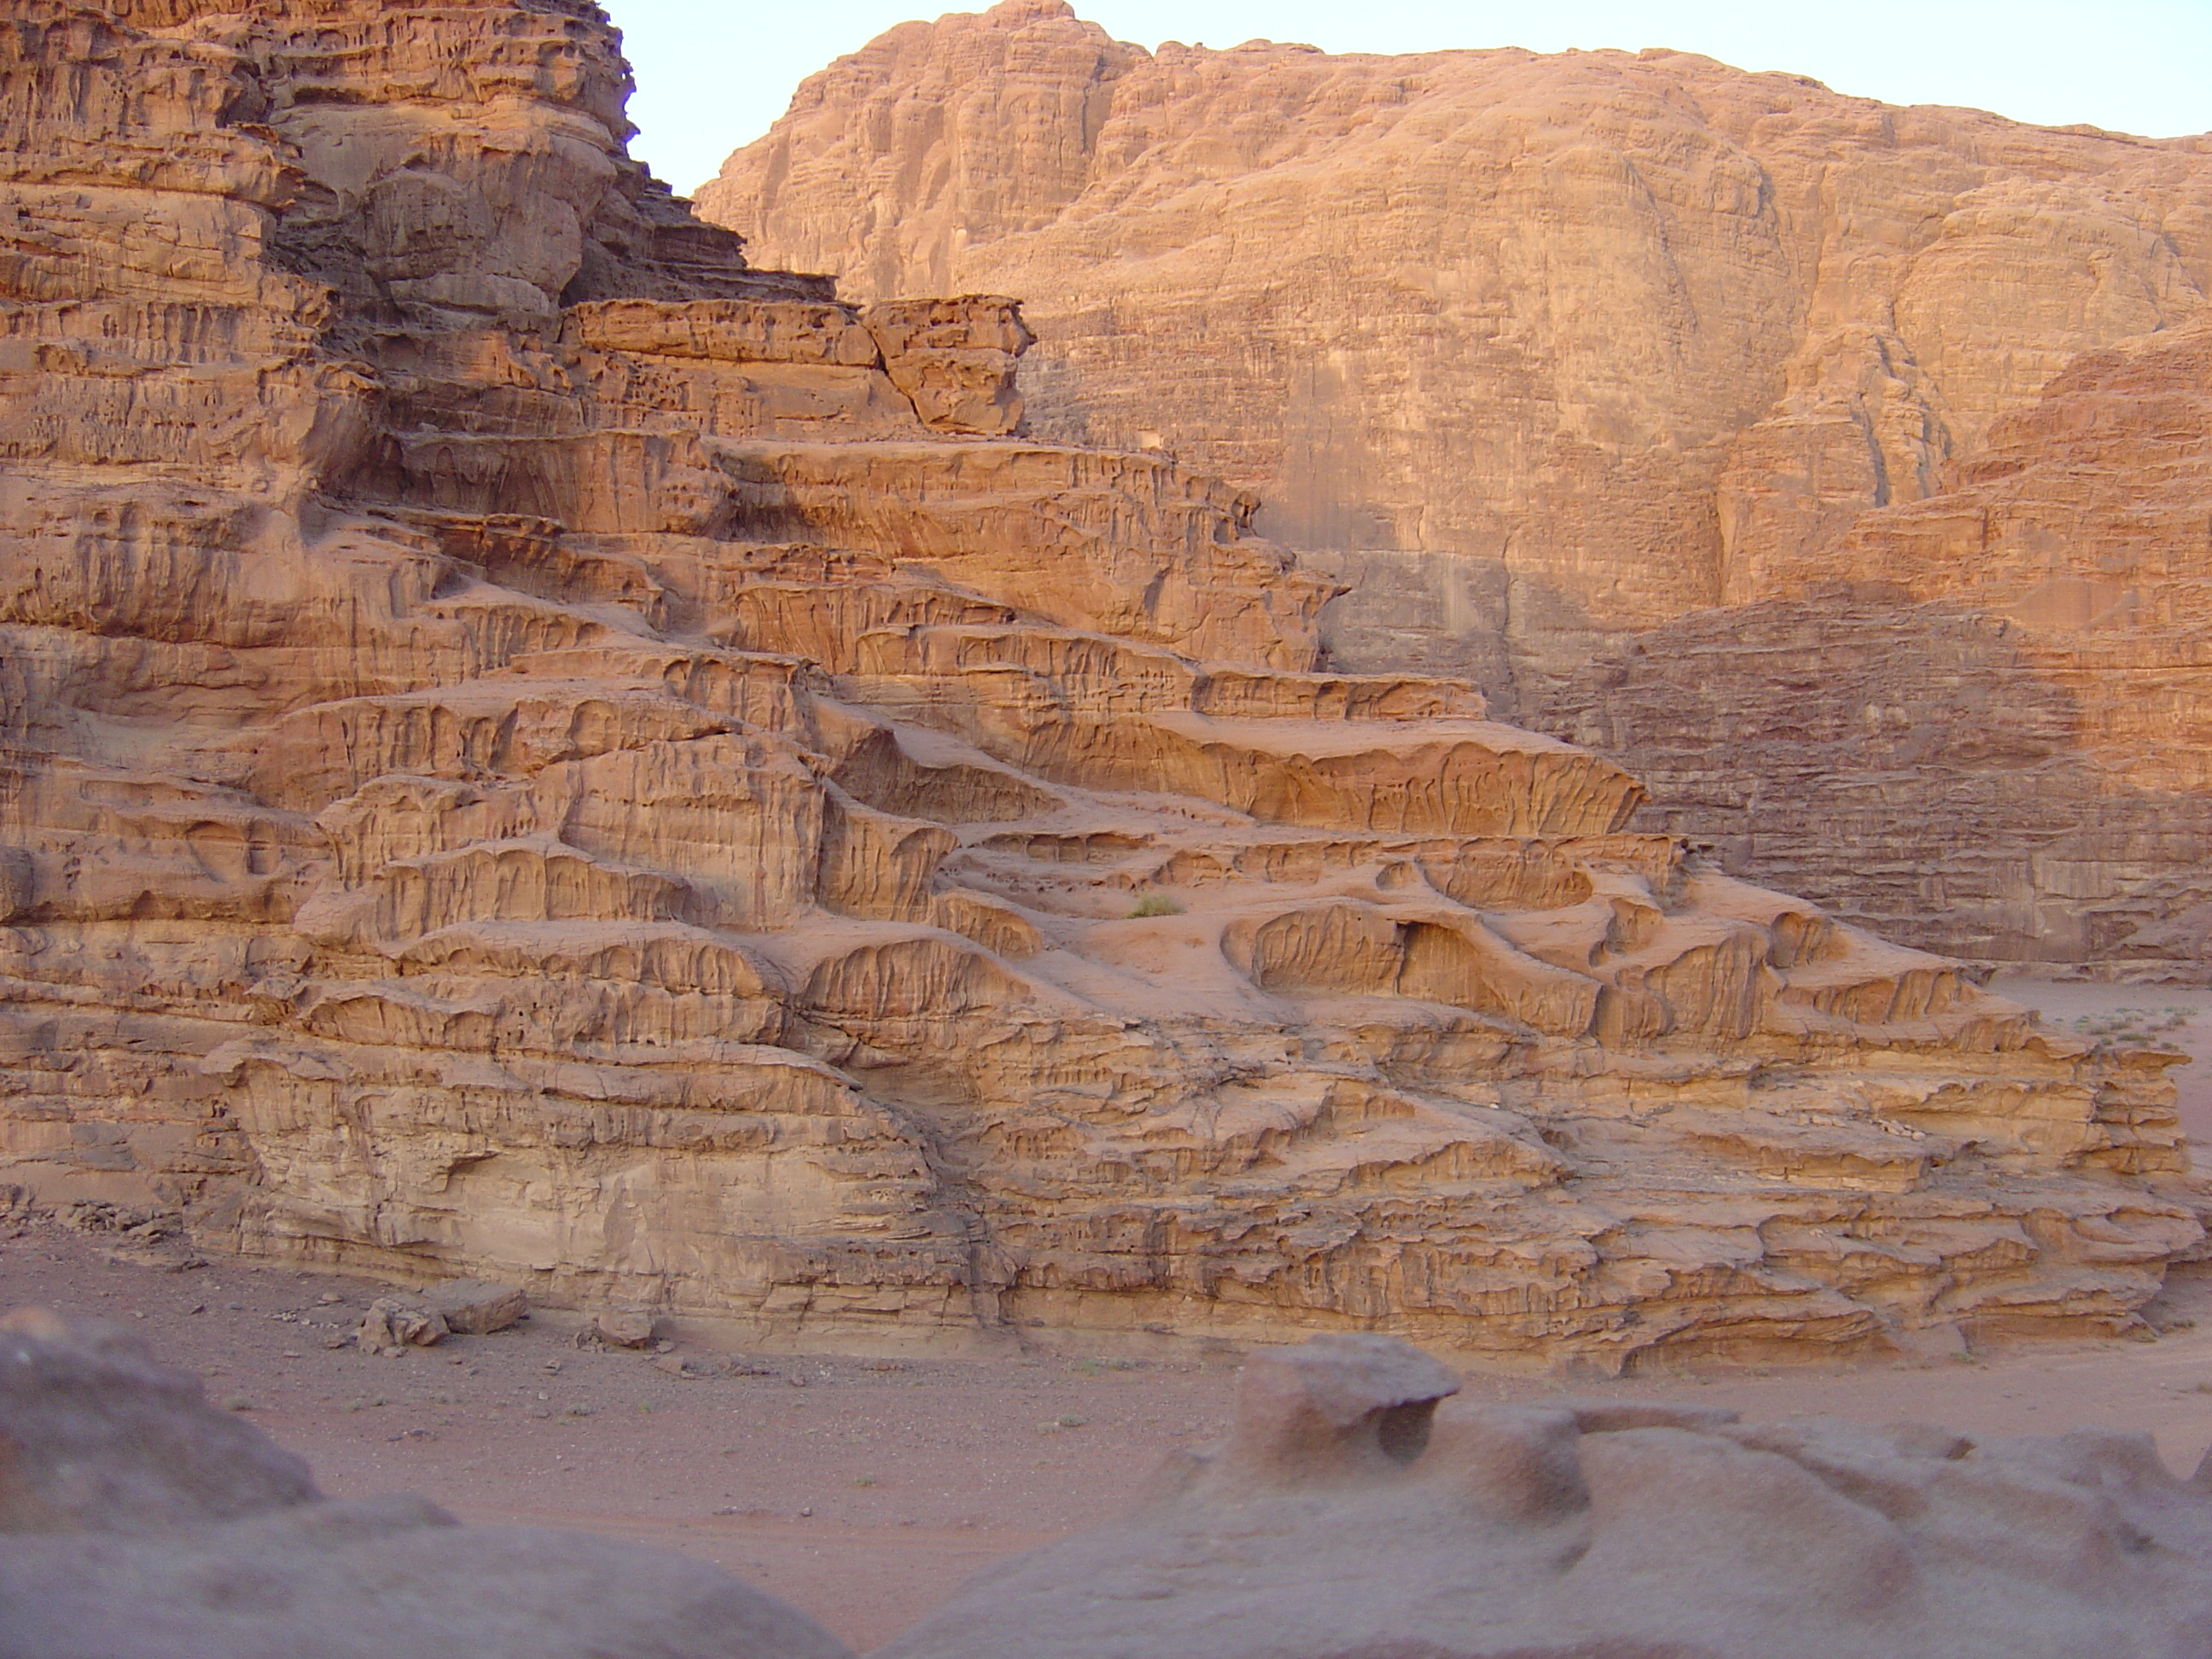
[0,0,2203,1365]
[0,1310,853,1659]
[1563,317,2212,967]
[698,0,2212,975]
[883,1332,2212,1659]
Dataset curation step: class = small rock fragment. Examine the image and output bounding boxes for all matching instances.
[590,1309,656,1349]
[358,1299,447,1351]
[424,1279,527,1336]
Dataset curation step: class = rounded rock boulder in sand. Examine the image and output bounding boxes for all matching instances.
[0,1309,853,1659]
[881,1332,2212,1659]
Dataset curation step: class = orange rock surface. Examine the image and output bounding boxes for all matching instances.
[699,0,2212,973]
[0,0,2201,1368]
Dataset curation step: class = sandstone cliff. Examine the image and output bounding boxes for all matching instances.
[0,0,2201,1367]
[697,0,2212,975]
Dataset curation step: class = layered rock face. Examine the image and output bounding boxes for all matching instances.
[0,0,2201,1366]
[887,1334,2212,1659]
[698,0,2212,973]
[1566,318,2212,966]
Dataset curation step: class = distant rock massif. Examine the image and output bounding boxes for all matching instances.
[700,0,2212,975]
[0,0,2203,1365]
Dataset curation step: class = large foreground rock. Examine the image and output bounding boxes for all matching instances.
[0,1312,850,1659]
[700,0,2212,976]
[0,0,2203,1367]
[882,1334,2212,1659]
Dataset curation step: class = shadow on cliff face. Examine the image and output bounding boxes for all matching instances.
[1518,585,2212,976]
[996,427,2211,980]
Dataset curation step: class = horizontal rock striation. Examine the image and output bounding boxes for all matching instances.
[699,0,2212,975]
[0,0,2202,1366]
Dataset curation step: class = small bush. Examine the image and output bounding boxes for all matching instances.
[2068,1006,2195,1047]
[1127,894,1185,918]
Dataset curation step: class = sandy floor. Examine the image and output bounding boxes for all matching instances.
[1992,975,2212,1150]
[5,981,2207,1652]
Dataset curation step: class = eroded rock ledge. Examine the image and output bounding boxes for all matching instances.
[0,0,2202,1367]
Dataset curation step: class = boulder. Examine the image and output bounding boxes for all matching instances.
[358,1301,447,1352]
[422,1280,527,1336]
[880,1334,2212,1659]
[591,1310,659,1349]
[0,1308,318,1534]
[0,1313,851,1659]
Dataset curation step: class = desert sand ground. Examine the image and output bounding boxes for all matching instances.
[1991,976,2212,1143]
[6,977,2208,1653]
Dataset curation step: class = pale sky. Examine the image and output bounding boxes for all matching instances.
[614,1,2212,195]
